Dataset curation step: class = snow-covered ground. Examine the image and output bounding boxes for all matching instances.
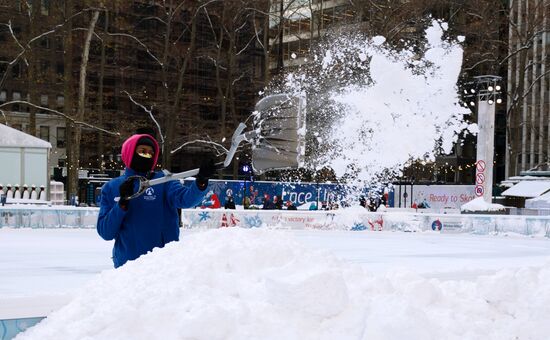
[2,227,550,339]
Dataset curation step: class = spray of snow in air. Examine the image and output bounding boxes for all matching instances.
[276,20,473,187]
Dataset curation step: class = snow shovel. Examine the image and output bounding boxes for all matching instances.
[123,93,306,200]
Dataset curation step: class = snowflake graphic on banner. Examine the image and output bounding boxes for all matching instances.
[198,211,211,222]
[244,214,263,228]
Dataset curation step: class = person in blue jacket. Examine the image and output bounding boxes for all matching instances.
[97,133,215,268]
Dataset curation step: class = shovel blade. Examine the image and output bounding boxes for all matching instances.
[252,94,306,173]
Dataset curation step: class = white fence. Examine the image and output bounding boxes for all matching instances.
[1,206,550,238]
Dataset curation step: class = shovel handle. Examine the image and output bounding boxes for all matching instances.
[124,123,248,200]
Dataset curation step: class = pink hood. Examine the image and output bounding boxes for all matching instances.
[121,134,160,170]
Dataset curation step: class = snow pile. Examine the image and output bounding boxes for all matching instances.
[461,197,505,212]
[278,20,472,185]
[17,228,550,340]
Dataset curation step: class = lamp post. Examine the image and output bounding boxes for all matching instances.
[466,75,502,203]
[241,164,251,208]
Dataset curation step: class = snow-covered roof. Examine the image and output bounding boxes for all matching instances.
[500,175,550,188]
[0,123,51,148]
[501,181,550,198]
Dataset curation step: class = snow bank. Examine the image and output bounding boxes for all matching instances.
[17,228,550,340]
[461,197,505,212]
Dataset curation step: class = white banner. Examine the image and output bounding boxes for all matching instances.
[410,185,476,211]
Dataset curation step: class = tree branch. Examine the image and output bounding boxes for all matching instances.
[106,32,163,66]
[171,139,228,155]
[122,91,165,145]
[0,101,120,135]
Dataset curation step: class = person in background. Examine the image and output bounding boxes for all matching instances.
[359,195,367,209]
[96,133,214,268]
[224,196,236,209]
[224,189,236,209]
[286,200,297,210]
[249,186,259,205]
[262,194,275,210]
[274,195,283,210]
[243,196,251,209]
[418,198,431,209]
[0,184,5,206]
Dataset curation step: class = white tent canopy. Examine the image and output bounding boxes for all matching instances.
[500,181,550,198]
[0,123,51,148]
[0,124,51,191]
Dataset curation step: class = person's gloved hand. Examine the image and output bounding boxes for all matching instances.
[196,157,217,190]
[119,178,135,210]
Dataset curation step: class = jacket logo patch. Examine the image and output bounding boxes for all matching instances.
[144,187,156,201]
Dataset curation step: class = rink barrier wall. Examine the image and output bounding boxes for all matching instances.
[0,317,44,340]
[1,206,550,238]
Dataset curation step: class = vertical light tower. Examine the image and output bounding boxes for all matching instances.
[470,75,502,203]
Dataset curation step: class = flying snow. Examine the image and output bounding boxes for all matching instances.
[278,20,473,184]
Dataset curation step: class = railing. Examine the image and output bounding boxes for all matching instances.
[1,206,549,238]
[0,206,98,229]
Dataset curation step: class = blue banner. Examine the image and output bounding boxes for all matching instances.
[183,179,347,209]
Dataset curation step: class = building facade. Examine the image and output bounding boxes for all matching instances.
[506,0,550,177]
[1,0,268,201]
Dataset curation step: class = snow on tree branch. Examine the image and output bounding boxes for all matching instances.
[237,34,257,56]
[122,91,165,146]
[106,33,163,66]
[0,101,120,136]
[171,139,228,156]
[27,8,97,47]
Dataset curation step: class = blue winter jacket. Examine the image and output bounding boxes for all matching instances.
[97,168,206,268]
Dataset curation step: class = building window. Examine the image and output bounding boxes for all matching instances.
[0,90,6,102]
[41,0,49,15]
[56,95,64,108]
[56,62,64,75]
[40,60,50,73]
[39,126,50,142]
[12,63,22,78]
[39,37,50,48]
[56,127,66,148]
[12,91,21,111]
[55,36,63,51]
[40,94,48,106]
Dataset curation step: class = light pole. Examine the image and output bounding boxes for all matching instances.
[466,75,502,203]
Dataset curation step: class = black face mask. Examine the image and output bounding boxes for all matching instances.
[130,153,154,173]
